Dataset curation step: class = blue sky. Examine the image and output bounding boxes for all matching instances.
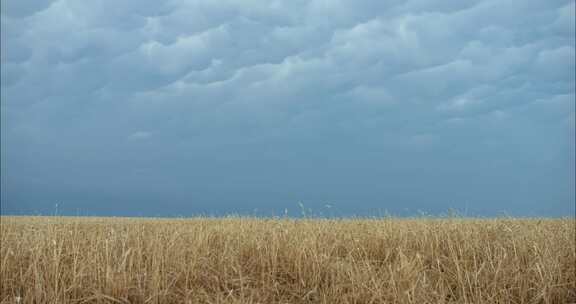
[1,0,574,217]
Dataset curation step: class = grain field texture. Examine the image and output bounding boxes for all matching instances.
[1,216,574,304]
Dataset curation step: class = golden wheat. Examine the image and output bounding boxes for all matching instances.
[1,216,574,303]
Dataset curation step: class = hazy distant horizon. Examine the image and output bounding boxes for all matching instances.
[1,200,573,218]
[1,0,574,217]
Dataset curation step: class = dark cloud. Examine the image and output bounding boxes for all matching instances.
[1,0,574,216]
[1,0,56,18]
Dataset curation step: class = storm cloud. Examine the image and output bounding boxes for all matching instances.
[1,0,574,216]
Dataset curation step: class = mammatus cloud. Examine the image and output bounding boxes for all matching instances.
[1,0,574,216]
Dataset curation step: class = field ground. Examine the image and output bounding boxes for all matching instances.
[1,216,574,303]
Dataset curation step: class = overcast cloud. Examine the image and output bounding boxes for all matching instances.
[1,0,574,216]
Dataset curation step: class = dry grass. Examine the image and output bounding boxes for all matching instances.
[1,216,574,304]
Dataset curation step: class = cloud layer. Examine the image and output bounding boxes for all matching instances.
[1,0,574,216]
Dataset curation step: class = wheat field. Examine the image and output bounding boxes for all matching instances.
[0,216,574,304]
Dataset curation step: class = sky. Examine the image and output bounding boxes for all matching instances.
[1,0,574,217]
